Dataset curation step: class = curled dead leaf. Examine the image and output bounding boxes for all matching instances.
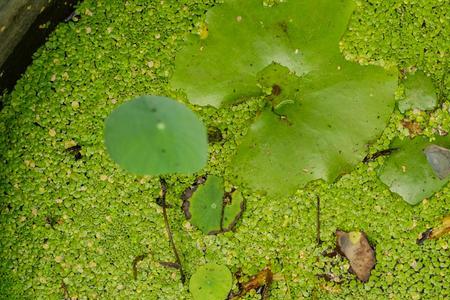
[336,230,376,282]
[402,120,422,137]
[417,215,450,244]
[229,267,273,300]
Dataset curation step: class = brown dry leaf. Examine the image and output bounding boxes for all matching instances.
[417,215,450,244]
[402,120,422,136]
[336,230,376,282]
[229,267,273,300]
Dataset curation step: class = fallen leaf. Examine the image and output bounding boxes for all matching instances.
[61,281,70,300]
[402,120,422,137]
[417,215,450,244]
[336,230,375,282]
[229,267,273,300]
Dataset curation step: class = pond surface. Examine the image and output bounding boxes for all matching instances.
[0,0,448,299]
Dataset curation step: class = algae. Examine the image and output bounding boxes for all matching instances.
[0,0,449,299]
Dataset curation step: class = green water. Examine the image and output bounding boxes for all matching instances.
[0,0,448,299]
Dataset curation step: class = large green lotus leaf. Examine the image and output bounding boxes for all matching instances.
[378,136,450,205]
[171,0,397,195]
[233,61,396,195]
[189,263,232,300]
[104,96,208,175]
[171,0,359,107]
[397,70,438,113]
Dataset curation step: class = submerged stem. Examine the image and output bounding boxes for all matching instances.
[316,195,322,245]
[158,178,186,283]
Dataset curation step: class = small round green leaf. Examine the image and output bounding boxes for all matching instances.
[189,263,232,300]
[105,95,208,175]
[188,176,245,234]
[378,136,450,205]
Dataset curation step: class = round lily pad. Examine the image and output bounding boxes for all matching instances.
[188,176,245,234]
[104,95,208,175]
[377,136,450,205]
[189,263,232,300]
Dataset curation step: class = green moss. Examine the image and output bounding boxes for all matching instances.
[0,0,449,299]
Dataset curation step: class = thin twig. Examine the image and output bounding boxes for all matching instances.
[316,195,322,245]
[61,281,70,300]
[158,178,186,283]
[132,254,148,280]
[261,270,273,300]
[219,188,235,231]
[159,261,181,269]
[363,148,398,163]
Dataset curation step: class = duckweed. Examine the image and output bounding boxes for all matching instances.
[0,0,449,299]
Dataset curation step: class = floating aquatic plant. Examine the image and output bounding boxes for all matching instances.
[183,175,244,234]
[377,136,450,205]
[189,263,232,300]
[171,0,397,196]
[105,95,208,175]
[104,95,208,282]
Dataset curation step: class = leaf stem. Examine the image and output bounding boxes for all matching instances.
[159,178,186,283]
[316,195,322,245]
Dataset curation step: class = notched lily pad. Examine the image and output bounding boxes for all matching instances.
[378,136,450,205]
[190,263,232,300]
[184,176,244,234]
[397,70,438,113]
[417,215,450,244]
[336,230,375,282]
[172,0,397,196]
